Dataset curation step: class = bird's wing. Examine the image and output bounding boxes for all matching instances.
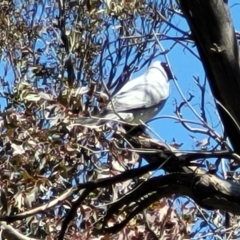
[107,70,169,113]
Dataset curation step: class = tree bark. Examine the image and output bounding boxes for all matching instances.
[178,0,240,154]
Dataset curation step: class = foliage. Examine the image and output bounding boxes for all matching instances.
[0,0,239,239]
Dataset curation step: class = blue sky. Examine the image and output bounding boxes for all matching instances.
[147,1,240,151]
[0,2,240,238]
[1,1,239,149]
[0,1,239,176]
[0,1,239,182]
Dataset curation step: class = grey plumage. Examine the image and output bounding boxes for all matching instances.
[76,61,171,126]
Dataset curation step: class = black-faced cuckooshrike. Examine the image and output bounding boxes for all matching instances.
[76,61,172,126]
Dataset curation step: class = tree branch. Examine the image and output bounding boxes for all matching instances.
[178,0,240,154]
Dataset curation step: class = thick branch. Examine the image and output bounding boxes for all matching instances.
[101,171,240,234]
[2,144,240,237]
[0,222,39,240]
[179,0,240,154]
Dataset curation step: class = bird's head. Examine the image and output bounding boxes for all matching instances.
[149,61,174,80]
[161,62,174,80]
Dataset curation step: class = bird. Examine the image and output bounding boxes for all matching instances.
[75,61,172,126]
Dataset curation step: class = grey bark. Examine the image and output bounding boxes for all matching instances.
[178,0,240,154]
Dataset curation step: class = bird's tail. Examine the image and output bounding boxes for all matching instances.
[72,116,104,127]
[71,112,132,127]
